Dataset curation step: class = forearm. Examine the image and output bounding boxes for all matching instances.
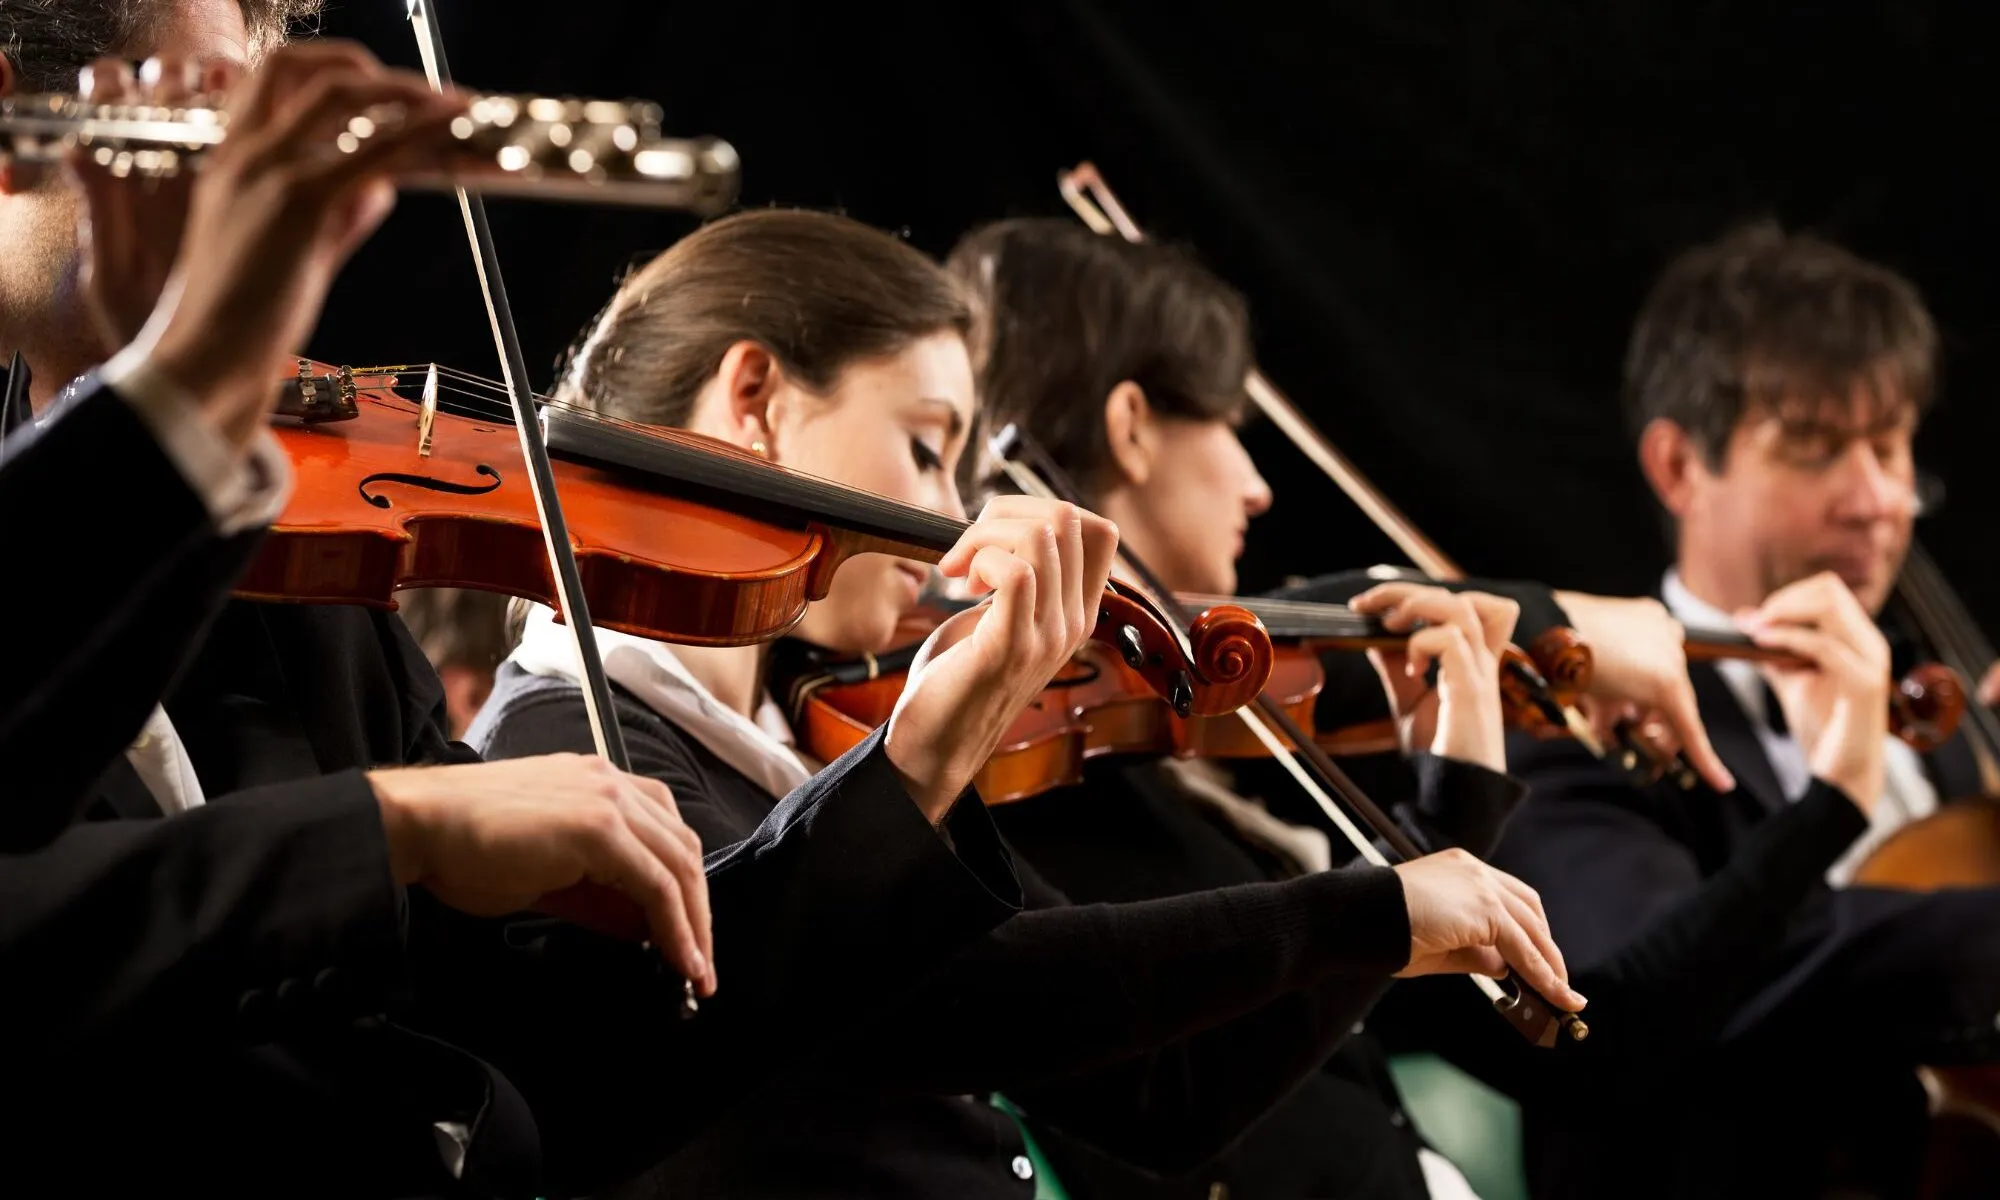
[838,864,1409,1095]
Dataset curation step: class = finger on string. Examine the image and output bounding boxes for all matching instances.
[938,515,1044,582]
[1403,625,1454,685]
[969,543,1035,648]
[1348,582,1408,613]
[1054,503,1086,646]
[1466,590,1521,653]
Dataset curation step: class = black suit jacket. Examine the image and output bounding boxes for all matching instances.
[7,567,1020,1189]
[0,376,261,845]
[1497,660,2000,1200]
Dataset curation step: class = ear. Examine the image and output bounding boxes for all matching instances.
[1101,380,1157,488]
[1637,417,1704,521]
[709,340,784,453]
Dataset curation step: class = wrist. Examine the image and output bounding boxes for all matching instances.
[367,768,427,885]
[882,715,968,826]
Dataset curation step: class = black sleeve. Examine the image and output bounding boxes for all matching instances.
[431,678,1023,1194]
[0,771,409,1057]
[1480,736,2000,1086]
[828,858,1409,1170]
[0,383,262,847]
[1397,752,1529,857]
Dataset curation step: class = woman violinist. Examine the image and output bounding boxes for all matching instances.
[469,207,1583,1199]
[944,217,1936,1200]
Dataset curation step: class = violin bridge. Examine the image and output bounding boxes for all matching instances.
[417,363,439,458]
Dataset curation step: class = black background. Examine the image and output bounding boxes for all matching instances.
[307,0,2000,629]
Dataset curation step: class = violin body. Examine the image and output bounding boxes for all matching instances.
[797,636,1324,806]
[241,365,829,646]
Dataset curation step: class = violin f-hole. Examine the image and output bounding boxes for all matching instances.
[357,464,503,509]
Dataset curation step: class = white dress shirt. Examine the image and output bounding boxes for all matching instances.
[88,348,295,813]
[1661,570,1937,885]
[508,603,813,801]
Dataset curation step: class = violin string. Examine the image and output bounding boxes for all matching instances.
[342,363,976,545]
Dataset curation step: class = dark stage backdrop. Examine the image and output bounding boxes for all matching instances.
[308,0,2000,631]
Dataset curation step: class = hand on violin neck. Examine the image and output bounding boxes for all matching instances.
[1736,572,1890,811]
[80,42,467,450]
[1350,583,1514,773]
[1392,848,1586,1014]
[1979,660,2000,710]
[369,753,717,997]
[1551,590,1734,792]
[883,495,1118,823]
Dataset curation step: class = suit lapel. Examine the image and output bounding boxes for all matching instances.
[1688,662,1788,816]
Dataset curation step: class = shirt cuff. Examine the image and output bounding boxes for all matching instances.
[100,345,293,535]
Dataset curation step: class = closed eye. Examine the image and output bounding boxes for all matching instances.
[910,436,945,472]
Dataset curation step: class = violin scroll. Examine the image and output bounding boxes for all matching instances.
[1528,626,1594,705]
[1095,585,1271,718]
[1893,662,1966,753]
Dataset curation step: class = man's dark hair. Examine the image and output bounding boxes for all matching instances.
[1623,220,1938,464]
[1,1,323,92]
[945,218,1252,503]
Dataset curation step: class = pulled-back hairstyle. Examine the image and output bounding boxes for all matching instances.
[1624,221,1937,463]
[554,208,971,427]
[0,1,322,92]
[945,218,1253,501]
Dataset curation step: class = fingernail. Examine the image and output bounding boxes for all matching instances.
[687,949,707,979]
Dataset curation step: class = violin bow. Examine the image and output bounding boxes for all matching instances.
[405,2,693,1015]
[992,424,1587,1048]
[1055,162,1702,788]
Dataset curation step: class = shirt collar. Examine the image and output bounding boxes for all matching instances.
[1661,568,1772,729]
[508,604,811,799]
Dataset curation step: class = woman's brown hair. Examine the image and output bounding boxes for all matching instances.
[555,209,971,426]
[945,218,1253,501]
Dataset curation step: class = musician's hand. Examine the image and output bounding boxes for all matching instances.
[1736,571,1890,811]
[73,41,467,452]
[68,56,234,354]
[1350,583,1514,773]
[1554,591,1734,792]
[369,754,716,997]
[1393,848,1587,1013]
[885,496,1118,824]
[1979,660,2000,709]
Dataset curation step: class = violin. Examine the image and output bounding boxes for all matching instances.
[782,605,1333,805]
[1178,591,1597,745]
[1678,625,1965,753]
[244,362,1272,719]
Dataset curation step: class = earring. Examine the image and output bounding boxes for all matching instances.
[750,440,768,458]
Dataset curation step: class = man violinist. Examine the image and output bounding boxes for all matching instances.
[0,4,1144,1195]
[1496,222,2000,1199]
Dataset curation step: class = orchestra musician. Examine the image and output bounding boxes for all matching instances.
[941,216,1960,1200]
[1493,222,2000,1199]
[467,206,1584,1199]
[0,6,1155,1195]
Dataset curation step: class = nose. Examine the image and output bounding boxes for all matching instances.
[937,474,968,523]
[1831,442,1915,524]
[1236,435,1274,518]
